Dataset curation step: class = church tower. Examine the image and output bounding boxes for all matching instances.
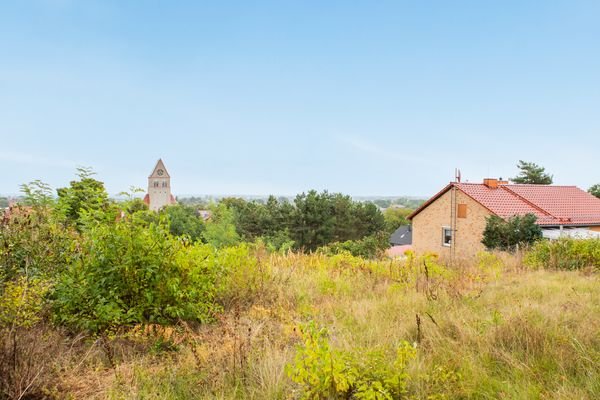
[145,159,176,211]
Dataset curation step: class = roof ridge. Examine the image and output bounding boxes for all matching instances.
[507,183,577,187]
[500,186,556,219]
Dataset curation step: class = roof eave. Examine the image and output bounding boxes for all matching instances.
[407,183,455,220]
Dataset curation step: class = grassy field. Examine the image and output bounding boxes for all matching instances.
[47,251,599,399]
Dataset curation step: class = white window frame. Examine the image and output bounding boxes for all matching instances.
[442,226,452,247]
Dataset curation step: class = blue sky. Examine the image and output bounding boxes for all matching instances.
[1,1,599,197]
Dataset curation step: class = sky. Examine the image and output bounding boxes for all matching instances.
[1,0,599,197]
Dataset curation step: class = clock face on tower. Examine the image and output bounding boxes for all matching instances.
[157,169,164,176]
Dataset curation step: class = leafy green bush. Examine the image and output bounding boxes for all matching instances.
[53,215,221,332]
[524,238,600,270]
[317,232,389,259]
[287,322,417,399]
[261,229,295,253]
[162,204,205,242]
[202,203,240,248]
[56,167,115,229]
[481,214,542,251]
[0,277,50,329]
[0,203,76,283]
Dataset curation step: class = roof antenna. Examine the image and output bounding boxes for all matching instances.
[455,168,461,183]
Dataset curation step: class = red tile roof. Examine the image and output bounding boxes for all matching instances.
[408,182,600,226]
[503,185,600,225]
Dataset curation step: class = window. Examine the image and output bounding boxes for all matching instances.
[162,181,167,188]
[442,227,452,247]
[457,204,467,218]
[153,181,159,188]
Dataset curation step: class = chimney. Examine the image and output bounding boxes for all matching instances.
[483,178,499,189]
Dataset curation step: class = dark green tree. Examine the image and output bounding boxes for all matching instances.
[292,191,336,251]
[481,213,543,251]
[290,191,385,251]
[221,197,273,240]
[511,160,553,184]
[220,191,385,251]
[588,184,600,198]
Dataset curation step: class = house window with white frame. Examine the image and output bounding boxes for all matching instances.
[442,227,452,247]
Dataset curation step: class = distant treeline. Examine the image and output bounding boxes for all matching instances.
[176,195,424,210]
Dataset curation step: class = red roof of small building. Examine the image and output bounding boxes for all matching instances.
[408,182,600,226]
[386,245,413,257]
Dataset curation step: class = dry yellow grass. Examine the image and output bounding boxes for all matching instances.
[51,251,599,399]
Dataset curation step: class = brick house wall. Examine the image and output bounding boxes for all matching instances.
[411,188,492,259]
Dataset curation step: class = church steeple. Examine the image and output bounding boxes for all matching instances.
[145,159,176,211]
[149,158,171,178]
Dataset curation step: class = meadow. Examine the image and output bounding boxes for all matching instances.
[4,249,595,400]
[1,176,599,399]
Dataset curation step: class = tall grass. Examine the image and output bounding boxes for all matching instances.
[5,249,599,399]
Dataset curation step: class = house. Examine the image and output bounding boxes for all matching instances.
[390,225,412,246]
[387,226,413,258]
[144,159,177,211]
[407,178,600,258]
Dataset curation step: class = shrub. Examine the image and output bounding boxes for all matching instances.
[287,322,417,399]
[0,278,62,400]
[482,214,542,251]
[162,204,205,242]
[202,203,240,248]
[0,204,76,283]
[52,215,221,332]
[524,238,600,270]
[318,232,389,259]
[0,277,50,329]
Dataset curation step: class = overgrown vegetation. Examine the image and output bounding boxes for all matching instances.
[0,170,599,399]
[525,237,600,271]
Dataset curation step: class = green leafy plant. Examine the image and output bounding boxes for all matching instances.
[202,203,240,248]
[56,167,115,229]
[286,322,417,399]
[481,214,542,251]
[317,232,390,259]
[524,237,600,270]
[52,214,221,332]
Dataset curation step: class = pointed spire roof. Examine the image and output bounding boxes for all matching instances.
[148,158,171,178]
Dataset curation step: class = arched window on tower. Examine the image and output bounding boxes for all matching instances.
[162,181,168,188]
[154,181,159,188]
